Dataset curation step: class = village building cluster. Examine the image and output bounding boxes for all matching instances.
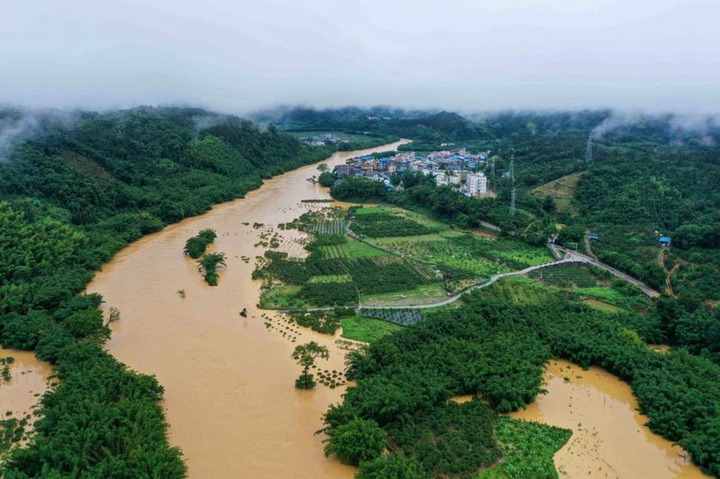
[334,149,493,197]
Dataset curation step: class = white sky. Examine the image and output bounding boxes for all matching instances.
[1,0,718,113]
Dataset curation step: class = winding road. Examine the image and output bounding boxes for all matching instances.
[280,242,660,316]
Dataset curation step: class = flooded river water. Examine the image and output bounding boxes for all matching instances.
[85,139,710,479]
[87,141,408,479]
[511,360,710,479]
[0,348,52,446]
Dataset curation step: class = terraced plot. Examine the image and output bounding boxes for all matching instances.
[318,237,385,259]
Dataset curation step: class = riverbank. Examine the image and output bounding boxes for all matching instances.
[510,360,710,479]
[87,141,409,479]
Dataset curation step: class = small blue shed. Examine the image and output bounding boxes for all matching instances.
[588,233,600,241]
[658,236,672,246]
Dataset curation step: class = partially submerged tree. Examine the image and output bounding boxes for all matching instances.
[184,228,217,259]
[291,341,329,389]
[197,251,226,286]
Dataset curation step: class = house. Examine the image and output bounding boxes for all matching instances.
[588,233,600,241]
[436,172,461,187]
[658,236,672,246]
[333,164,350,177]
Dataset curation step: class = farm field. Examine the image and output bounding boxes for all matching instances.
[360,283,449,307]
[259,205,553,308]
[318,237,385,259]
[528,264,599,289]
[526,264,649,313]
[340,316,404,343]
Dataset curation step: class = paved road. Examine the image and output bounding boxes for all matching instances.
[553,246,660,298]
[279,247,660,315]
[360,257,584,311]
[277,240,660,315]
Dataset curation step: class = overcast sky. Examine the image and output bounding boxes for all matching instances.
[1,0,718,114]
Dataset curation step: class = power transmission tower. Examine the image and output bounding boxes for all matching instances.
[509,151,516,217]
[585,134,593,164]
[490,160,496,189]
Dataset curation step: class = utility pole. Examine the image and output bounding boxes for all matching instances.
[585,134,593,164]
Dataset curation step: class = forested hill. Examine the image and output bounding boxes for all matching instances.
[253,106,485,142]
[0,106,341,477]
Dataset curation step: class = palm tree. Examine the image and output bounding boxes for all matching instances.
[197,252,226,286]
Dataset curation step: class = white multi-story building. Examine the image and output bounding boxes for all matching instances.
[465,173,488,196]
[435,171,462,187]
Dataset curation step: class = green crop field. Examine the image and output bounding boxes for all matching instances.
[360,283,449,307]
[573,286,646,310]
[529,264,598,288]
[307,274,353,283]
[341,315,404,343]
[318,237,386,259]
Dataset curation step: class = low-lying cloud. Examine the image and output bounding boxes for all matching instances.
[0,1,718,114]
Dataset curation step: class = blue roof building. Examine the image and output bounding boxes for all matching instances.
[658,236,672,245]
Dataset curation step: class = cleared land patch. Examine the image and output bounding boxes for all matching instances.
[531,172,584,214]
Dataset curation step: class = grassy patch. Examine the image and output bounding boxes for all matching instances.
[341,316,404,343]
[259,285,309,309]
[478,417,571,479]
[531,172,584,214]
[573,286,644,309]
[583,298,623,313]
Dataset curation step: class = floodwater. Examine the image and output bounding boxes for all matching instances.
[0,348,52,444]
[510,360,710,479]
[87,141,408,479]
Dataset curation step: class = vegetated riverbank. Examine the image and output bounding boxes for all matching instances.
[511,359,710,479]
[87,141,409,479]
[0,348,52,453]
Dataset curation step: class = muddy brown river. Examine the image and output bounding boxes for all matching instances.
[88,141,408,479]
[85,140,710,479]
